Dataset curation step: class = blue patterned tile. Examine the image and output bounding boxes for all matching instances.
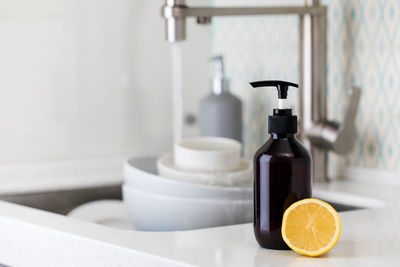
[212,0,400,172]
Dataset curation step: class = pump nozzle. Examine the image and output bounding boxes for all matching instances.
[211,55,228,95]
[211,55,224,77]
[249,80,298,109]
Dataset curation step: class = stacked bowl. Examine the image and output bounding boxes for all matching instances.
[123,137,253,231]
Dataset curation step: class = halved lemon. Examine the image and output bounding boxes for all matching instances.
[281,198,341,257]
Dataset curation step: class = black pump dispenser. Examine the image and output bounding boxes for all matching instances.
[250,79,312,250]
[250,80,298,134]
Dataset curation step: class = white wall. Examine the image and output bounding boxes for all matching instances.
[0,0,211,163]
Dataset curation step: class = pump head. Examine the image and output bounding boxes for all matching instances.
[250,80,298,109]
[211,55,229,95]
[249,80,299,134]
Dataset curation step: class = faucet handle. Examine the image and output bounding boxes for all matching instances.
[306,87,361,155]
[341,86,361,136]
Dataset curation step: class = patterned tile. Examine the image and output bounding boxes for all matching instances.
[212,0,400,173]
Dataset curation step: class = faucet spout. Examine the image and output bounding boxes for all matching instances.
[162,0,187,42]
[161,1,326,43]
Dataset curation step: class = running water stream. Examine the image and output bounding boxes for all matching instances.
[170,42,184,144]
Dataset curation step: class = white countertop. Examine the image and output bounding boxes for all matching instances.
[0,167,399,266]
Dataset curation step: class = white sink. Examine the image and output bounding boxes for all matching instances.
[314,189,385,211]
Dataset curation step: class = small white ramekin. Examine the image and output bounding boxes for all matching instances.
[174,137,241,172]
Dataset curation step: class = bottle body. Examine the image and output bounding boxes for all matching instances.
[200,92,242,142]
[253,134,312,249]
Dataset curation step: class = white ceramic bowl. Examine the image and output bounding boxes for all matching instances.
[157,154,252,186]
[122,185,253,231]
[124,156,252,200]
[174,137,241,171]
[67,200,133,230]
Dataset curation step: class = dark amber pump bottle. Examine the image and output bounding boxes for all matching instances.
[250,80,312,250]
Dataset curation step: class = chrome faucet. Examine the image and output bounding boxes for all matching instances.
[161,0,361,182]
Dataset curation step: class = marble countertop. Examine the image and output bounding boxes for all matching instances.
[0,167,399,266]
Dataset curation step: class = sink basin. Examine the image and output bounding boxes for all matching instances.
[314,189,385,212]
[320,201,363,212]
[0,184,385,217]
[0,185,122,215]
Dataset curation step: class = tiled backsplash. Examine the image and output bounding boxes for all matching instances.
[212,0,400,172]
